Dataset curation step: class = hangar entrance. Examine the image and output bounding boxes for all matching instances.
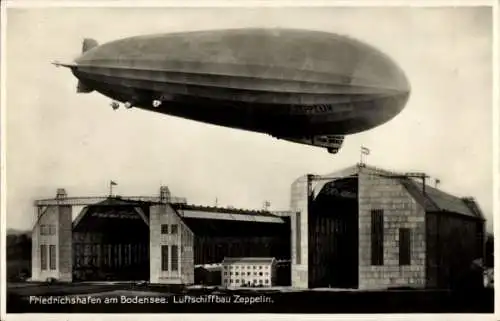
[309,176,359,289]
[72,199,150,281]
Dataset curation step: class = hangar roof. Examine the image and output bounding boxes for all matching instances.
[174,204,285,224]
[91,197,151,207]
[72,198,289,234]
[222,257,276,265]
[173,205,289,237]
[401,179,483,219]
[306,164,484,220]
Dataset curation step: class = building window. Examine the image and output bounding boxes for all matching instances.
[247,272,251,276]
[170,224,178,234]
[161,224,169,234]
[40,225,55,236]
[399,228,411,266]
[235,272,239,276]
[40,244,47,270]
[265,279,269,284]
[171,245,179,271]
[296,212,301,264]
[259,272,263,276]
[161,245,169,271]
[49,245,56,270]
[371,209,384,266]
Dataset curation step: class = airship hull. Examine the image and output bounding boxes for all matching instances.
[65,28,411,152]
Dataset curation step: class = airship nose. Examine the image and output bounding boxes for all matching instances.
[349,42,411,97]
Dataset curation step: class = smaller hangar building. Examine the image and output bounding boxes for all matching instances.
[290,164,486,290]
[31,187,290,284]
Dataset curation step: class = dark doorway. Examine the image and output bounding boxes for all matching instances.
[309,177,359,289]
[72,201,150,281]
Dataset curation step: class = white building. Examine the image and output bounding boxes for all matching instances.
[221,257,277,288]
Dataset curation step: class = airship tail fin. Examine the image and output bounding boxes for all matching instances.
[82,38,99,53]
[75,38,98,93]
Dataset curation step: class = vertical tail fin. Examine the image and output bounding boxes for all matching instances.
[76,38,99,93]
[82,38,99,53]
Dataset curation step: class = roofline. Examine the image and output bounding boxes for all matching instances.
[34,195,187,206]
[174,203,280,218]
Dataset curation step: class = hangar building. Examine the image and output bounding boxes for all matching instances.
[290,164,486,289]
[31,164,486,290]
[31,187,290,284]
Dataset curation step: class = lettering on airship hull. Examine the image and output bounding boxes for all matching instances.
[58,28,411,154]
[290,104,355,115]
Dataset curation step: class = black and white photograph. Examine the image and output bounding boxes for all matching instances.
[1,0,497,318]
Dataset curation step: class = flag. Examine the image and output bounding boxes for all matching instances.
[361,146,370,155]
[110,180,118,186]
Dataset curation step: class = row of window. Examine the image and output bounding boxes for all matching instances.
[40,224,56,236]
[161,245,179,271]
[225,279,269,285]
[40,244,57,270]
[371,209,411,266]
[224,271,269,276]
[224,265,269,270]
[161,224,178,235]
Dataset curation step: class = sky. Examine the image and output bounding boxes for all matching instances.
[4,5,495,232]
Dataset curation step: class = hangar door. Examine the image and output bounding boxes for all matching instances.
[309,177,359,289]
[72,201,150,281]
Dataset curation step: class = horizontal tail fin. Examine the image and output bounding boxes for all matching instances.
[51,61,76,68]
[82,38,99,53]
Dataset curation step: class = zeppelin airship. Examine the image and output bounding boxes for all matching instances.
[54,28,410,154]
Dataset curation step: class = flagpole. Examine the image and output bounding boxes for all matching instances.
[360,146,370,166]
[109,180,117,197]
